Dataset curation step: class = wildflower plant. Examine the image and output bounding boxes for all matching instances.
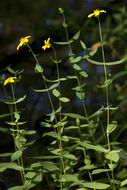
[0,7,127,190]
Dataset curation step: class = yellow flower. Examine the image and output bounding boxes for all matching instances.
[42,38,51,51]
[88,9,106,18]
[4,77,17,86]
[17,36,31,51]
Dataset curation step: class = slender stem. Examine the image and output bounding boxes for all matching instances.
[61,11,95,190]
[83,149,95,190]
[11,84,25,184]
[51,45,62,121]
[62,12,96,144]
[62,13,73,56]
[51,44,64,190]
[27,44,57,126]
[98,17,115,190]
[3,85,25,183]
[27,44,64,189]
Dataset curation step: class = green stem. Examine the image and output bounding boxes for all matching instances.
[51,44,64,190]
[61,11,95,190]
[62,13,73,56]
[27,44,64,189]
[11,84,25,184]
[27,44,57,126]
[83,149,95,190]
[98,16,115,190]
[62,12,96,144]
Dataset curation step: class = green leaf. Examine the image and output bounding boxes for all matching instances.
[121,179,127,187]
[81,164,97,170]
[0,162,22,171]
[72,83,86,91]
[54,40,73,45]
[89,108,105,119]
[80,40,87,50]
[40,122,52,128]
[8,185,27,190]
[79,71,88,78]
[63,174,79,183]
[71,31,80,41]
[22,130,36,135]
[5,121,27,126]
[43,131,59,139]
[62,113,86,120]
[71,56,82,63]
[33,83,59,92]
[25,172,36,179]
[97,79,112,88]
[41,161,58,171]
[89,48,98,56]
[67,75,77,80]
[86,55,127,66]
[0,113,11,118]
[116,168,127,179]
[105,150,120,163]
[52,89,61,97]
[23,140,36,150]
[79,141,108,153]
[76,91,85,100]
[107,121,117,134]
[0,127,10,134]
[59,97,70,102]
[11,150,22,161]
[7,67,16,74]
[112,71,127,81]
[1,95,26,104]
[0,153,12,157]
[16,95,26,104]
[92,169,111,175]
[63,153,77,160]
[73,64,81,71]
[82,182,110,189]
[30,162,42,169]
[34,63,43,73]
[32,155,59,160]
[44,76,67,83]
[50,112,55,122]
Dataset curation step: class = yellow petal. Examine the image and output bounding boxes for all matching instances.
[88,13,95,18]
[100,10,106,13]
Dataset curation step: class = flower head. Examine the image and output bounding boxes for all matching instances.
[17,36,31,51]
[42,38,51,51]
[4,77,17,86]
[88,9,106,18]
[58,8,64,14]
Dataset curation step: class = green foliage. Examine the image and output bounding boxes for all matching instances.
[0,6,127,190]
